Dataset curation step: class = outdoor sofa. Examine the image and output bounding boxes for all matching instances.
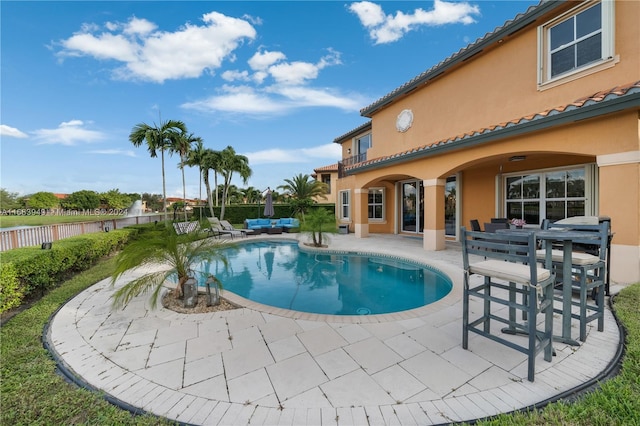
[244,218,300,233]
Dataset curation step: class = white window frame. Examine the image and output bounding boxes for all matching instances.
[339,190,351,220]
[502,165,596,225]
[368,187,384,222]
[356,133,372,155]
[537,0,615,89]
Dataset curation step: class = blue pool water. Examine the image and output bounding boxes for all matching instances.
[194,240,452,316]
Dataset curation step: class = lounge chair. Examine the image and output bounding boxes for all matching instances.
[220,219,253,237]
[173,221,201,235]
[207,218,244,239]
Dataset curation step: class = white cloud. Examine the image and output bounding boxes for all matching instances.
[248,49,287,71]
[182,82,364,116]
[0,124,28,138]
[58,12,256,83]
[87,149,136,157]
[350,0,480,44]
[182,85,290,115]
[182,49,356,115]
[221,69,250,82]
[32,120,107,146]
[244,143,341,165]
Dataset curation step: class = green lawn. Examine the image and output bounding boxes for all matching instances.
[1,256,638,425]
[0,214,127,229]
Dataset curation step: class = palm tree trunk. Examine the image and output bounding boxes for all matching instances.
[198,166,203,220]
[161,148,168,223]
[181,154,188,222]
[203,170,215,218]
[214,173,219,207]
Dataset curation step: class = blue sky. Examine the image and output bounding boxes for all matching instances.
[1,0,537,199]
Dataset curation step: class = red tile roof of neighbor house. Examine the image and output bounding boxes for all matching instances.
[53,193,68,199]
[346,81,640,173]
[314,163,339,173]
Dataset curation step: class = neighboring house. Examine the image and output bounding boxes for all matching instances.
[164,197,205,211]
[312,163,339,204]
[333,0,640,285]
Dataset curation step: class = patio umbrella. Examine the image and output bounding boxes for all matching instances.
[264,250,274,279]
[263,189,275,218]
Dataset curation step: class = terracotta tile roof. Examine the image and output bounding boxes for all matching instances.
[346,81,640,173]
[314,163,339,173]
[360,0,558,116]
[333,121,372,144]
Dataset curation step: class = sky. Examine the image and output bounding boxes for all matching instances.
[1,0,538,200]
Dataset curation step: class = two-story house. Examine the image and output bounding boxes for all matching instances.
[334,0,639,285]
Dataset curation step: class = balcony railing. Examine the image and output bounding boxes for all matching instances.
[338,153,367,178]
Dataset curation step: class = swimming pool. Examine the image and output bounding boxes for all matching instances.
[194,240,452,316]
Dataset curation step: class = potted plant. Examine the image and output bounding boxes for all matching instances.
[110,225,228,309]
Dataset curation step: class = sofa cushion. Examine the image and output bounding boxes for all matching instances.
[277,218,299,227]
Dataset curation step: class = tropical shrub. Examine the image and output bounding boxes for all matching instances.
[0,229,133,313]
[110,225,228,309]
[301,207,337,247]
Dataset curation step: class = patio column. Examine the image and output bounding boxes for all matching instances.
[597,151,640,284]
[423,179,446,251]
[354,188,369,238]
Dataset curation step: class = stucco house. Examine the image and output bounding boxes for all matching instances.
[312,163,339,205]
[333,0,639,285]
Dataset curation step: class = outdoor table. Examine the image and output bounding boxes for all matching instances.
[497,228,597,346]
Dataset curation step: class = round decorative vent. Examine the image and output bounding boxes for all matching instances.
[396,109,413,132]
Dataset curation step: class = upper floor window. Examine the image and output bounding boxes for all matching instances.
[538,1,614,86]
[356,133,371,155]
[321,174,331,194]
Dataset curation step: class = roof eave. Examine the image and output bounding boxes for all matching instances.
[360,1,563,117]
[347,92,640,174]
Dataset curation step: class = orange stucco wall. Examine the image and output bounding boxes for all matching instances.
[363,1,639,162]
[334,1,640,283]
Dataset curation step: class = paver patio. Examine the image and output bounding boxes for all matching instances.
[45,233,622,425]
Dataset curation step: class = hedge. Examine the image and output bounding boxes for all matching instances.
[0,229,135,313]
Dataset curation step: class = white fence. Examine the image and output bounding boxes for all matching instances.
[0,214,164,252]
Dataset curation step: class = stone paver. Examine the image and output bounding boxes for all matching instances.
[45,233,623,425]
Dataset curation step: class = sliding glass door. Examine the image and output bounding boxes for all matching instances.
[401,180,423,233]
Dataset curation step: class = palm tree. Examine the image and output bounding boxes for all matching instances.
[185,138,206,219]
[218,146,252,220]
[278,173,328,219]
[303,207,335,247]
[110,226,227,309]
[170,131,199,222]
[242,186,261,204]
[129,119,187,223]
[200,148,220,218]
